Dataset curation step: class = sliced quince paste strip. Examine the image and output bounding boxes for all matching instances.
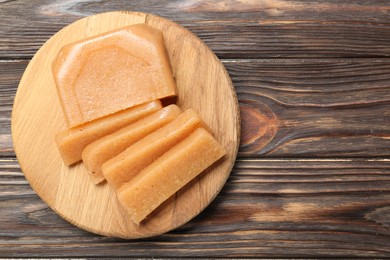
[117,127,226,225]
[52,24,177,128]
[55,100,162,166]
[82,105,181,184]
[102,109,204,190]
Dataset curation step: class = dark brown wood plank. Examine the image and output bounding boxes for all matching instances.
[0,157,389,257]
[2,59,390,157]
[1,0,389,258]
[0,60,23,157]
[1,0,390,59]
[230,58,390,157]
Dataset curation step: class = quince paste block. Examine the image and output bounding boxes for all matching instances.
[102,109,204,190]
[117,127,226,225]
[52,24,177,128]
[55,100,162,166]
[82,104,181,184]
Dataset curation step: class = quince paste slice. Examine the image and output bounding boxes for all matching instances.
[55,101,161,166]
[52,24,177,128]
[82,104,181,184]
[117,127,226,225]
[102,109,204,190]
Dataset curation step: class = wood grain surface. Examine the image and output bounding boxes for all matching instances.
[1,0,390,258]
[2,0,390,59]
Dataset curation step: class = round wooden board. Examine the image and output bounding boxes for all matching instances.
[12,11,240,239]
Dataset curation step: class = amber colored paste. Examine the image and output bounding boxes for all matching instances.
[102,109,204,190]
[82,105,181,184]
[55,101,162,166]
[52,24,177,128]
[118,128,226,224]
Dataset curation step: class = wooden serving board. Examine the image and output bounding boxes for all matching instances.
[11,11,240,239]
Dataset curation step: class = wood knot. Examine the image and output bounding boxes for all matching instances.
[240,102,278,153]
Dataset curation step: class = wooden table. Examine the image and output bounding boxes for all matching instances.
[1,0,389,257]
